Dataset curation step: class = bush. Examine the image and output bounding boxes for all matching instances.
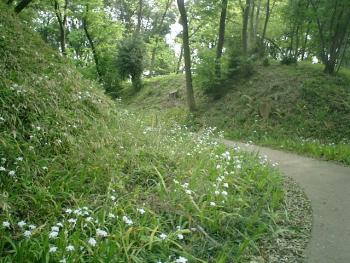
[116,36,145,91]
[262,57,270,67]
[227,55,255,78]
[194,48,219,95]
[281,55,297,65]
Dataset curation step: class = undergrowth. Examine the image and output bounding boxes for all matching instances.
[0,4,289,263]
[123,64,350,165]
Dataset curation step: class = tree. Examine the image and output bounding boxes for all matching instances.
[215,0,228,78]
[261,0,270,54]
[241,0,251,55]
[54,0,68,56]
[311,0,350,74]
[14,0,32,13]
[83,4,103,80]
[136,0,143,33]
[177,0,196,112]
[149,0,173,77]
[116,37,145,91]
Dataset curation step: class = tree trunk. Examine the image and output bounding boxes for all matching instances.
[254,0,262,47]
[242,0,251,55]
[149,0,172,77]
[54,0,68,56]
[149,39,158,77]
[336,30,350,73]
[260,0,270,54]
[248,0,255,51]
[176,45,184,74]
[83,7,102,80]
[136,0,143,33]
[14,0,32,13]
[215,0,228,78]
[301,21,311,60]
[177,0,196,112]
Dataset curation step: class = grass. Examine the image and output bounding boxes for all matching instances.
[123,63,350,165]
[0,4,301,263]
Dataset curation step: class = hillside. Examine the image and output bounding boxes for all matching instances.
[123,63,350,164]
[0,4,310,263]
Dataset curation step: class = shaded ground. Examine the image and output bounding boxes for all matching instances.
[224,140,350,263]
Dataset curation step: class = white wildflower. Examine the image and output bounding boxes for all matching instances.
[73,209,82,216]
[29,224,36,230]
[16,157,23,161]
[110,195,116,201]
[182,183,189,189]
[68,218,77,224]
[0,166,6,171]
[8,170,16,176]
[137,208,145,214]
[65,208,72,214]
[214,190,220,195]
[96,228,108,237]
[175,256,188,263]
[2,221,10,228]
[185,189,192,195]
[49,246,58,253]
[88,237,97,247]
[222,191,228,196]
[49,231,59,239]
[18,220,26,228]
[108,213,115,219]
[66,245,75,252]
[177,233,184,240]
[23,230,32,238]
[51,226,59,232]
[59,258,66,263]
[210,202,216,207]
[223,183,229,188]
[86,216,93,222]
[122,216,133,225]
[159,233,167,240]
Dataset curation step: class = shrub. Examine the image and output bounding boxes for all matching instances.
[116,36,145,91]
[194,48,219,95]
[281,55,297,65]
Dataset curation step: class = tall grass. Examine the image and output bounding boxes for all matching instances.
[0,4,287,262]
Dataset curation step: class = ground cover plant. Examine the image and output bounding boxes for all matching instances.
[122,63,350,165]
[0,4,310,263]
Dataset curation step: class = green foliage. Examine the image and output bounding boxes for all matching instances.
[280,56,297,65]
[262,57,270,67]
[116,36,145,91]
[194,48,219,95]
[125,63,350,165]
[0,5,289,262]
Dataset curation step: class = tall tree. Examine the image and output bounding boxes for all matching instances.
[54,0,68,56]
[14,0,32,13]
[83,5,103,80]
[260,0,270,54]
[311,0,350,74]
[215,0,228,78]
[177,0,196,112]
[149,0,173,77]
[136,0,143,33]
[242,0,251,55]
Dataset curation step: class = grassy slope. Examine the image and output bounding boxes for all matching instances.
[0,5,309,263]
[124,63,350,164]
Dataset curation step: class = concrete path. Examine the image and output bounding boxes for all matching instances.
[223,140,350,263]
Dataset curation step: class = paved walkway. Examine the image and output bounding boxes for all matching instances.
[223,140,350,263]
